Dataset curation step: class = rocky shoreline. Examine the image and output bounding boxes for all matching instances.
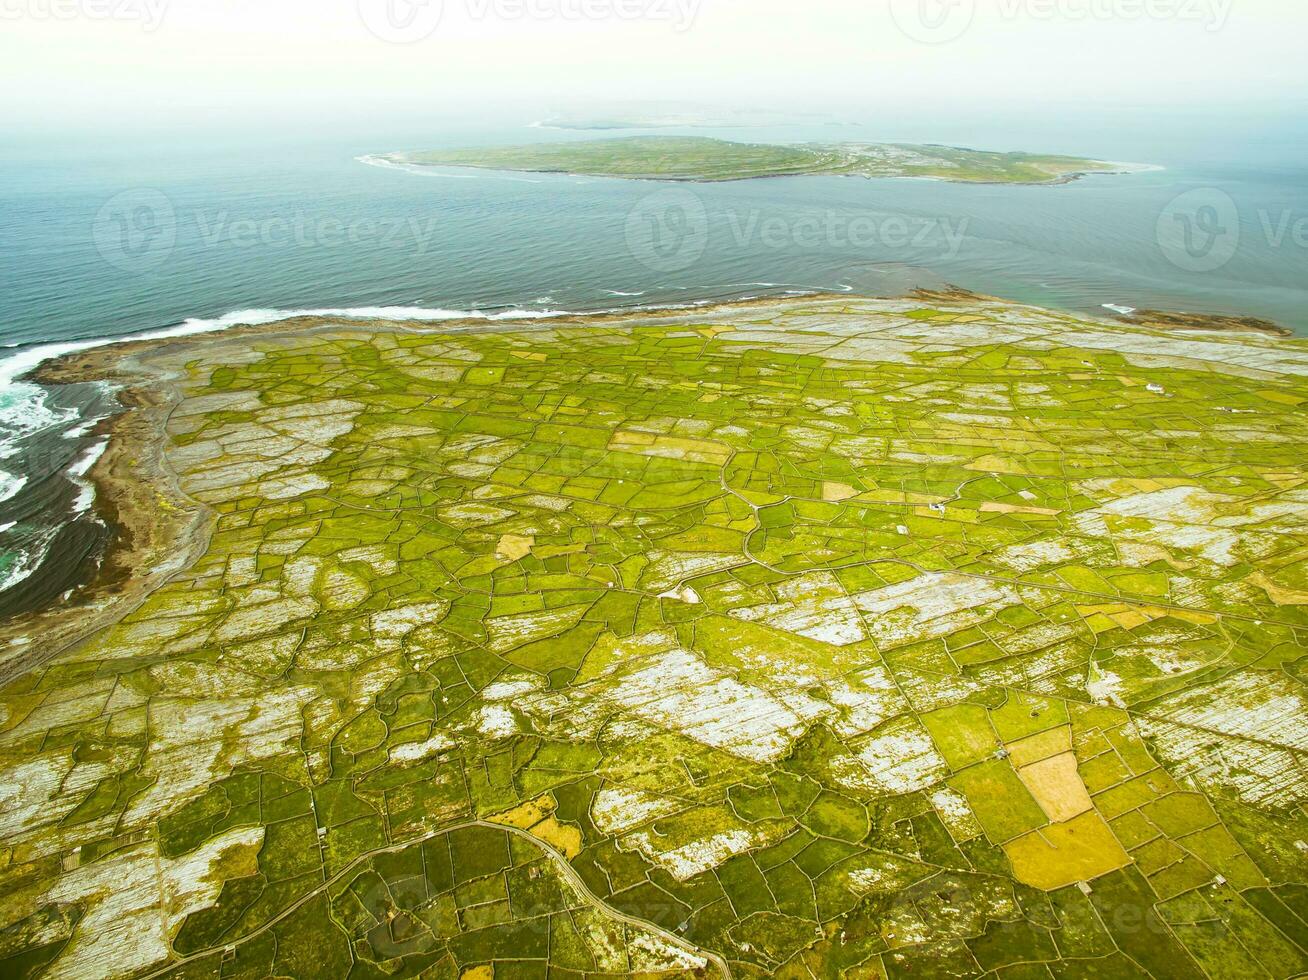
[1113,308,1295,337]
[0,356,210,685]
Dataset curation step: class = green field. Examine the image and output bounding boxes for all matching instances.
[2,296,1307,978]
[391,136,1121,184]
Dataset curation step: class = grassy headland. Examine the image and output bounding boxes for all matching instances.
[388,135,1125,184]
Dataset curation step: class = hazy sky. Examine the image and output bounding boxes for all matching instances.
[3,0,1305,129]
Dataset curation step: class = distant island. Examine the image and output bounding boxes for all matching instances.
[375,136,1133,185]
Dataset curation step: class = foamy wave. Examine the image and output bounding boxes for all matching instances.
[69,440,108,480]
[356,154,545,184]
[0,304,585,478]
[63,416,106,440]
[0,300,646,599]
[0,472,26,505]
[151,305,578,340]
[0,526,57,594]
[0,303,609,390]
[0,303,596,436]
[356,153,410,172]
[1,290,822,418]
[679,281,838,294]
[0,295,736,524]
[1100,161,1166,175]
[0,381,78,459]
[64,439,108,514]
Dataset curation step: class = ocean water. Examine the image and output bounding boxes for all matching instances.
[1,110,1306,608]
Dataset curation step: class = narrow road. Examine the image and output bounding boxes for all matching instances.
[142,819,731,980]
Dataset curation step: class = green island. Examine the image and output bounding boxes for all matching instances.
[2,294,1307,979]
[384,136,1128,184]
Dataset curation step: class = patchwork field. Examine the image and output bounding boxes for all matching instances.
[389,136,1122,184]
[2,295,1307,978]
